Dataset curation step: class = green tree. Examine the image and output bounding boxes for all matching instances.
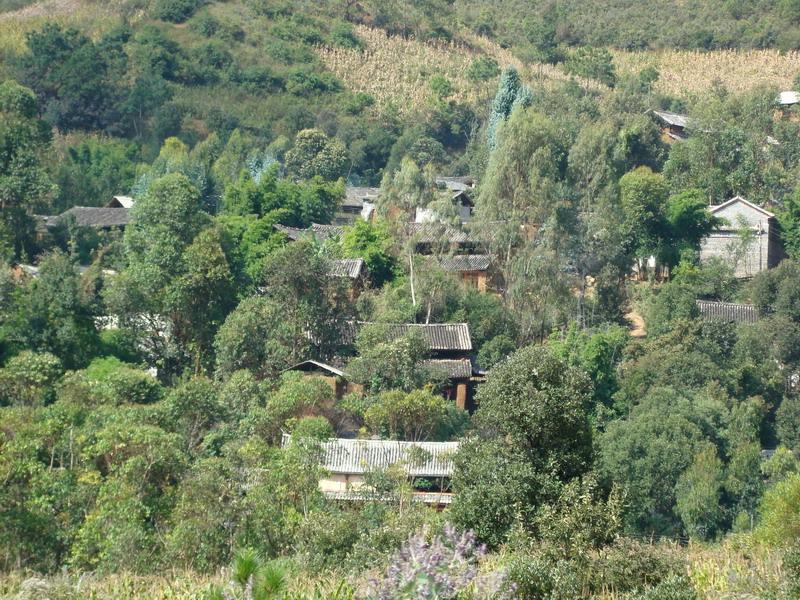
[285,129,348,181]
[11,251,100,368]
[340,219,397,287]
[452,345,593,546]
[777,187,800,260]
[364,389,451,441]
[0,351,62,406]
[675,444,725,539]
[619,166,670,266]
[565,47,617,87]
[347,326,432,394]
[0,80,56,258]
[486,66,532,150]
[756,472,800,547]
[166,227,235,373]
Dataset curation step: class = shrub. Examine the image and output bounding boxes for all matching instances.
[363,524,512,599]
[0,351,63,406]
[466,56,500,82]
[151,0,204,23]
[329,23,363,49]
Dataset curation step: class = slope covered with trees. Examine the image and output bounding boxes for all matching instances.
[3,0,800,598]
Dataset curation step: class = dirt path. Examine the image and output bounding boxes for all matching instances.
[625,309,646,338]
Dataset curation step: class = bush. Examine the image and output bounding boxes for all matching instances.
[151,0,204,23]
[329,23,363,49]
[466,56,500,82]
[0,351,63,406]
[363,524,512,599]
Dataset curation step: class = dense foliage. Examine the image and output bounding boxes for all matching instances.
[2,0,800,597]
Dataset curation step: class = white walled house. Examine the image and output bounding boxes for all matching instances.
[699,196,785,278]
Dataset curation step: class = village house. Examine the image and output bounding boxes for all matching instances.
[42,206,132,231]
[438,254,492,292]
[274,223,344,243]
[282,434,457,507]
[404,222,480,255]
[284,359,363,399]
[338,186,380,224]
[699,196,785,278]
[414,176,476,224]
[652,110,690,142]
[328,258,369,299]
[105,195,135,209]
[343,321,480,410]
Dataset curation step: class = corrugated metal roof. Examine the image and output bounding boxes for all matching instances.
[438,255,490,272]
[324,490,453,504]
[311,224,344,240]
[653,110,689,128]
[354,322,472,351]
[423,358,473,379]
[285,359,347,377]
[283,434,458,476]
[329,258,366,279]
[697,300,758,324]
[46,207,131,228]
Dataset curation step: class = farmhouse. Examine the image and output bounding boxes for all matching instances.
[338,186,380,224]
[699,196,785,278]
[404,222,480,254]
[328,258,369,298]
[438,254,492,292]
[343,321,480,410]
[282,434,457,506]
[284,359,363,399]
[274,223,344,242]
[652,110,690,142]
[105,195,135,209]
[42,206,132,230]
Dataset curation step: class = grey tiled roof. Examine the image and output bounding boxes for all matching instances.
[435,176,474,192]
[283,434,458,477]
[696,300,758,323]
[438,255,491,272]
[378,322,473,351]
[423,358,473,379]
[46,207,131,228]
[344,186,380,208]
[405,223,474,244]
[274,223,344,242]
[329,258,367,279]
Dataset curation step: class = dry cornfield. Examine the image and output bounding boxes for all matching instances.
[614,48,800,98]
[316,25,606,115]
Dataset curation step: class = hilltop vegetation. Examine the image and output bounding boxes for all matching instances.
[4,0,800,599]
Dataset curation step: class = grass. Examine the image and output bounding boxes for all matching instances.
[614,48,800,99]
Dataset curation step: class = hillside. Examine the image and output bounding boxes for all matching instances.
[4,2,800,599]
